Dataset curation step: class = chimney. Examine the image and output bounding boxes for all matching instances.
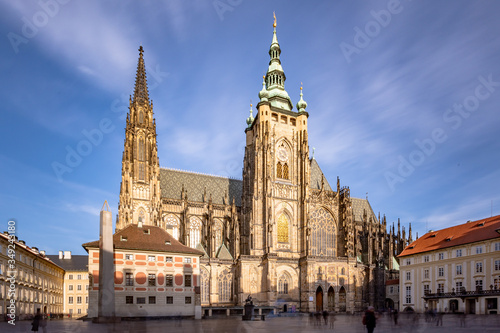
[33,247,39,254]
[59,251,63,259]
[40,250,45,256]
[64,251,71,259]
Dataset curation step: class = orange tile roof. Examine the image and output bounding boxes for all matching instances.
[82,224,204,256]
[386,279,399,286]
[398,215,500,257]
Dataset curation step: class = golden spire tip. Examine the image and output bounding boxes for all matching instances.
[273,12,277,28]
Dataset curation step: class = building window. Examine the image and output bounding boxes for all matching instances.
[201,269,210,304]
[476,262,483,273]
[494,279,500,290]
[495,242,500,251]
[185,275,192,287]
[437,283,444,293]
[126,296,133,304]
[77,296,82,304]
[69,285,73,291]
[406,271,411,281]
[165,215,180,241]
[69,275,73,280]
[126,273,134,286]
[277,213,289,243]
[148,255,156,262]
[456,281,463,293]
[494,259,500,271]
[276,162,283,178]
[438,267,444,277]
[78,309,81,314]
[86,296,88,304]
[148,274,156,286]
[476,279,483,291]
[424,255,429,262]
[456,264,462,275]
[68,297,73,304]
[185,297,192,304]
[423,284,430,295]
[390,286,394,294]
[278,274,289,294]
[125,254,133,260]
[405,286,411,304]
[189,217,202,248]
[166,257,173,262]
[438,253,444,260]
[137,297,146,304]
[476,246,483,254]
[166,296,173,304]
[424,269,429,279]
[77,285,82,291]
[86,285,89,290]
[149,296,156,304]
[166,274,173,287]
[456,249,462,257]
[218,270,232,303]
[184,257,191,263]
[406,259,411,265]
[283,163,289,179]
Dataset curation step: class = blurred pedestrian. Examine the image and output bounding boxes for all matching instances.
[363,306,377,333]
[323,310,329,325]
[393,309,398,325]
[329,313,336,329]
[31,310,41,332]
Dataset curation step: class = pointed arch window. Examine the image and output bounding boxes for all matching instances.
[139,111,144,124]
[201,269,210,304]
[138,138,145,161]
[218,270,232,303]
[277,213,289,243]
[283,163,289,179]
[138,163,145,181]
[309,208,336,257]
[164,215,179,240]
[189,217,202,248]
[277,162,283,178]
[278,274,289,294]
[214,220,223,249]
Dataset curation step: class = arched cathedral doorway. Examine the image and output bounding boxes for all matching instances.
[327,286,335,311]
[316,286,323,312]
[339,286,346,312]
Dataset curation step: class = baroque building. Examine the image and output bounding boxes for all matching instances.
[115,20,410,313]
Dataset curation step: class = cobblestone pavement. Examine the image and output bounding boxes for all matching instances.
[1,313,500,332]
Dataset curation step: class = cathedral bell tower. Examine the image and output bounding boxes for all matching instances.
[241,15,310,257]
[117,46,161,230]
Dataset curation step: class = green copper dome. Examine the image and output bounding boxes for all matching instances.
[296,86,307,113]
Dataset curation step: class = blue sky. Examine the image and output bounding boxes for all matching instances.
[1,0,499,255]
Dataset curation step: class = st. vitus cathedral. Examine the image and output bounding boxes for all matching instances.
[116,19,411,313]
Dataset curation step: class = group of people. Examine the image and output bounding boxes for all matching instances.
[309,310,336,328]
[31,309,48,332]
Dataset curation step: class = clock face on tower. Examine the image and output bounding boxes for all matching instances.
[277,146,288,161]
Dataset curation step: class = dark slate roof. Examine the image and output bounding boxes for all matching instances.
[351,197,378,222]
[159,168,242,206]
[309,158,333,191]
[82,224,204,256]
[46,255,88,272]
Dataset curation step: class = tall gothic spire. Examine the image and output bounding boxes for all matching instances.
[133,46,150,105]
[265,13,293,111]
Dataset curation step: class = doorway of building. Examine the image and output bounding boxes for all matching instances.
[316,286,323,312]
[449,299,459,313]
[327,286,335,311]
[339,286,346,312]
[466,299,476,314]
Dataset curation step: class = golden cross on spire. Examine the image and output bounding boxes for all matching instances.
[273,12,277,28]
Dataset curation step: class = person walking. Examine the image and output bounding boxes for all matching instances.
[393,309,399,326]
[31,310,41,332]
[363,306,377,333]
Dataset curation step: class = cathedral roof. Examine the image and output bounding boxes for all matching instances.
[159,168,242,206]
[216,243,233,260]
[351,197,378,223]
[309,158,332,191]
[82,224,204,256]
[398,214,500,257]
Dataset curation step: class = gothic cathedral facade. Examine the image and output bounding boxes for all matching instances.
[116,23,410,313]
